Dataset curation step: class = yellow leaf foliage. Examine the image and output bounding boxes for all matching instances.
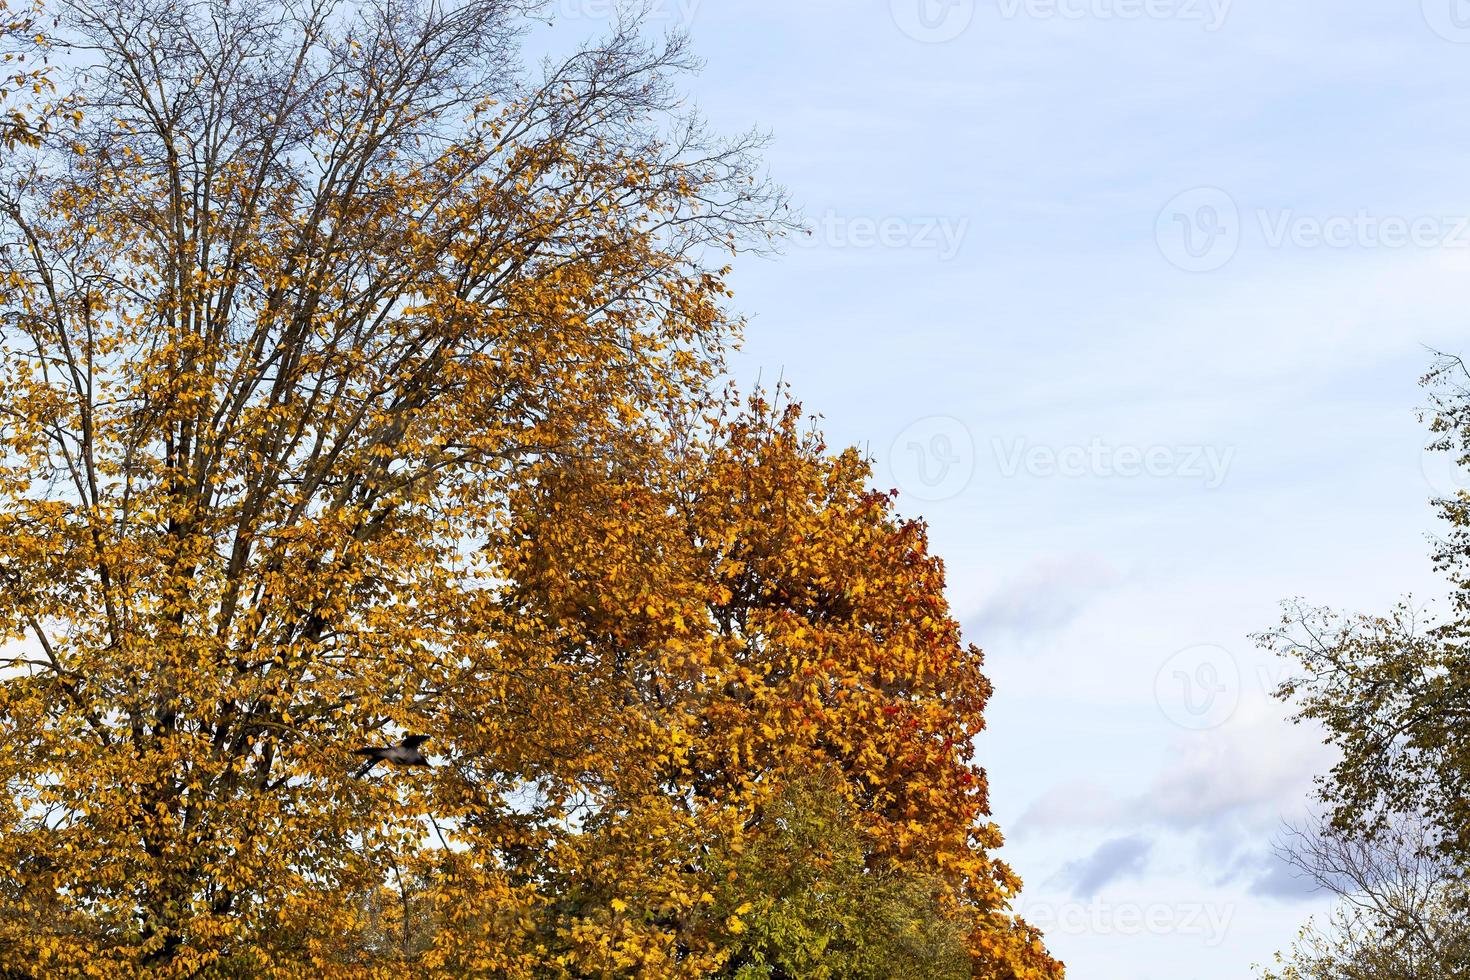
[0,3,1061,977]
[0,0,51,150]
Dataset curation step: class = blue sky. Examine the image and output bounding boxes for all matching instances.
[553,1,1470,975]
[5,3,1463,974]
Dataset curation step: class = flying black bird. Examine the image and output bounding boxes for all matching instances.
[353,735,432,777]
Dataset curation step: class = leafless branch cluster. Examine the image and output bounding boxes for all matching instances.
[1268,812,1470,979]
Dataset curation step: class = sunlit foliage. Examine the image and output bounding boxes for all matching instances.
[0,1,1061,975]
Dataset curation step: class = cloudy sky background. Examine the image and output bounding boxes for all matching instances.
[556,1,1469,975]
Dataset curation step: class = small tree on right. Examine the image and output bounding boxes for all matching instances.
[1255,353,1470,978]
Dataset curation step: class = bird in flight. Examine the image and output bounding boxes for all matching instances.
[353,735,432,777]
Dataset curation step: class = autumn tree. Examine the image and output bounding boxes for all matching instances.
[0,0,1061,975]
[481,395,1062,977]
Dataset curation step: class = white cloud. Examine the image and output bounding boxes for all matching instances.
[1015,697,1333,842]
[967,553,1125,637]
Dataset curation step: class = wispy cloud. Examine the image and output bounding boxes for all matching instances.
[968,554,1124,638]
[1052,835,1155,898]
[1014,699,1336,908]
[1243,852,1322,901]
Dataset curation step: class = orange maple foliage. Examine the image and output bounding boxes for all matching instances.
[0,1,1062,976]
[474,395,1063,977]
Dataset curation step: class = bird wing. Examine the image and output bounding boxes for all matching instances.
[400,735,430,749]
